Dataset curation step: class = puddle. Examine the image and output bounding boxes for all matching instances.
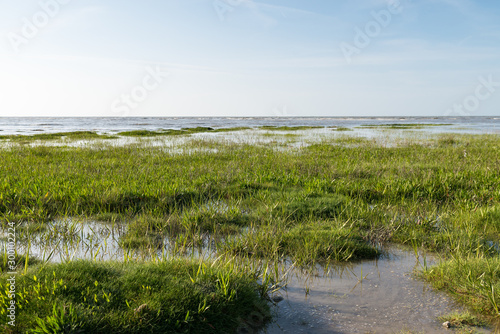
[263,248,493,334]
[9,220,217,262]
[14,220,128,262]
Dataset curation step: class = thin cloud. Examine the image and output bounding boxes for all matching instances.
[46,5,106,31]
[251,2,335,20]
[10,53,239,76]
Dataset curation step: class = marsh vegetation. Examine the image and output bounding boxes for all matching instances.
[0,128,498,332]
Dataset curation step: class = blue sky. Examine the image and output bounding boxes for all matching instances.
[0,0,499,117]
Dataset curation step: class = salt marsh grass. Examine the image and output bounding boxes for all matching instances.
[0,128,499,332]
[0,258,273,334]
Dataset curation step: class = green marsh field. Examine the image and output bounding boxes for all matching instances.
[0,127,499,333]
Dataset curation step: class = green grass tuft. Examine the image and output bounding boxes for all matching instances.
[0,259,271,333]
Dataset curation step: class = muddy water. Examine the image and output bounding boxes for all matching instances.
[263,248,492,334]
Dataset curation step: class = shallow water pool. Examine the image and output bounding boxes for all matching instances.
[263,247,492,334]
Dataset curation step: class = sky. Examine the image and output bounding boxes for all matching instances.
[0,0,499,117]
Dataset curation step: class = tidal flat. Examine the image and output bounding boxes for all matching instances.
[0,127,499,333]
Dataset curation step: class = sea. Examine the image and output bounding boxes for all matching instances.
[0,116,499,135]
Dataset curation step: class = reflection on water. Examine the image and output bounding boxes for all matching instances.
[11,220,214,262]
[263,248,493,334]
[15,220,128,262]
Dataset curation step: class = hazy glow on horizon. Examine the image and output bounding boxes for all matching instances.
[0,0,499,117]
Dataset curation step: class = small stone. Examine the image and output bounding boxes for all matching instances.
[442,321,451,328]
[272,295,284,303]
[134,304,148,314]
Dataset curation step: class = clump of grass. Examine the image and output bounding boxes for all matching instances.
[438,311,487,328]
[0,259,272,333]
[359,123,452,129]
[422,255,500,317]
[94,212,127,224]
[117,130,169,137]
[261,132,299,138]
[119,215,168,249]
[307,136,369,147]
[119,204,252,249]
[117,128,212,137]
[277,194,351,222]
[259,126,322,131]
[282,221,379,262]
[478,206,500,241]
[482,206,500,226]
[182,127,215,133]
[222,219,379,265]
[212,127,251,133]
[0,250,39,272]
[0,131,117,141]
[182,210,250,235]
[437,134,458,146]
[330,126,352,131]
[117,127,251,137]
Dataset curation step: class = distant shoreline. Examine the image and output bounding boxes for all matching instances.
[0,116,498,136]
